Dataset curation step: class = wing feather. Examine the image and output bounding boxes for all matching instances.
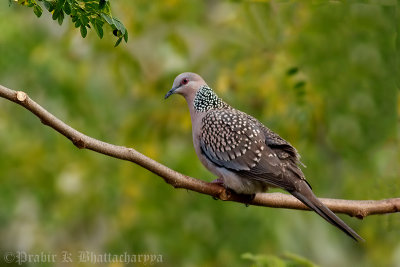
[199,109,306,191]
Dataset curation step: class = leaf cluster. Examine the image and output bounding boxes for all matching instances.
[10,0,128,46]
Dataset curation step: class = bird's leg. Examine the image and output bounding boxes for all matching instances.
[209,177,250,202]
[209,177,256,203]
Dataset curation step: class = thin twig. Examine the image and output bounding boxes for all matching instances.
[1,84,399,219]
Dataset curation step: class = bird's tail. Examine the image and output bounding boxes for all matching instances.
[289,182,364,242]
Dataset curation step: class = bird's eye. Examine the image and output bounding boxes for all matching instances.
[181,78,189,85]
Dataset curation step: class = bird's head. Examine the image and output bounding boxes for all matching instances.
[165,72,207,100]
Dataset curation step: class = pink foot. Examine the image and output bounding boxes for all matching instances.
[210,177,225,200]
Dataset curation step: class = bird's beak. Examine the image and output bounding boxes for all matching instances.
[164,86,178,99]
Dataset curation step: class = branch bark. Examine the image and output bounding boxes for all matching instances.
[1,84,399,219]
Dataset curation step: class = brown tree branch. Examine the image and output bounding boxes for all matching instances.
[1,84,399,219]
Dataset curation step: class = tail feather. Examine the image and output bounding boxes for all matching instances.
[290,183,364,242]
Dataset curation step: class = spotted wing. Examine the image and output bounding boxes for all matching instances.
[200,109,287,175]
[200,109,303,190]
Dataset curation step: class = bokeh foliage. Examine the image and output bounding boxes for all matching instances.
[0,1,399,266]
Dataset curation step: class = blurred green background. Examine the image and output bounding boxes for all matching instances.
[0,1,399,266]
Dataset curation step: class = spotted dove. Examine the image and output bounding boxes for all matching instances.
[165,72,363,241]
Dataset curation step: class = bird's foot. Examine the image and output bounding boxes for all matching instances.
[211,177,225,200]
[210,178,229,200]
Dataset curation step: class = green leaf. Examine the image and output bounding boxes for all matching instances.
[52,9,60,20]
[99,0,106,9]
[85,2,97,10]
[80,15,89,26]
[112,17,125,34]
[74,20,81,28]
[64,2,71,15]
[33,5,43,17]
[100,13,114,25]
[80,25,87,38]
[56,0,65,9]
[123,31,128,42]
[114,37,122,47]
[57,11,64,25]
[93,21,104,39]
